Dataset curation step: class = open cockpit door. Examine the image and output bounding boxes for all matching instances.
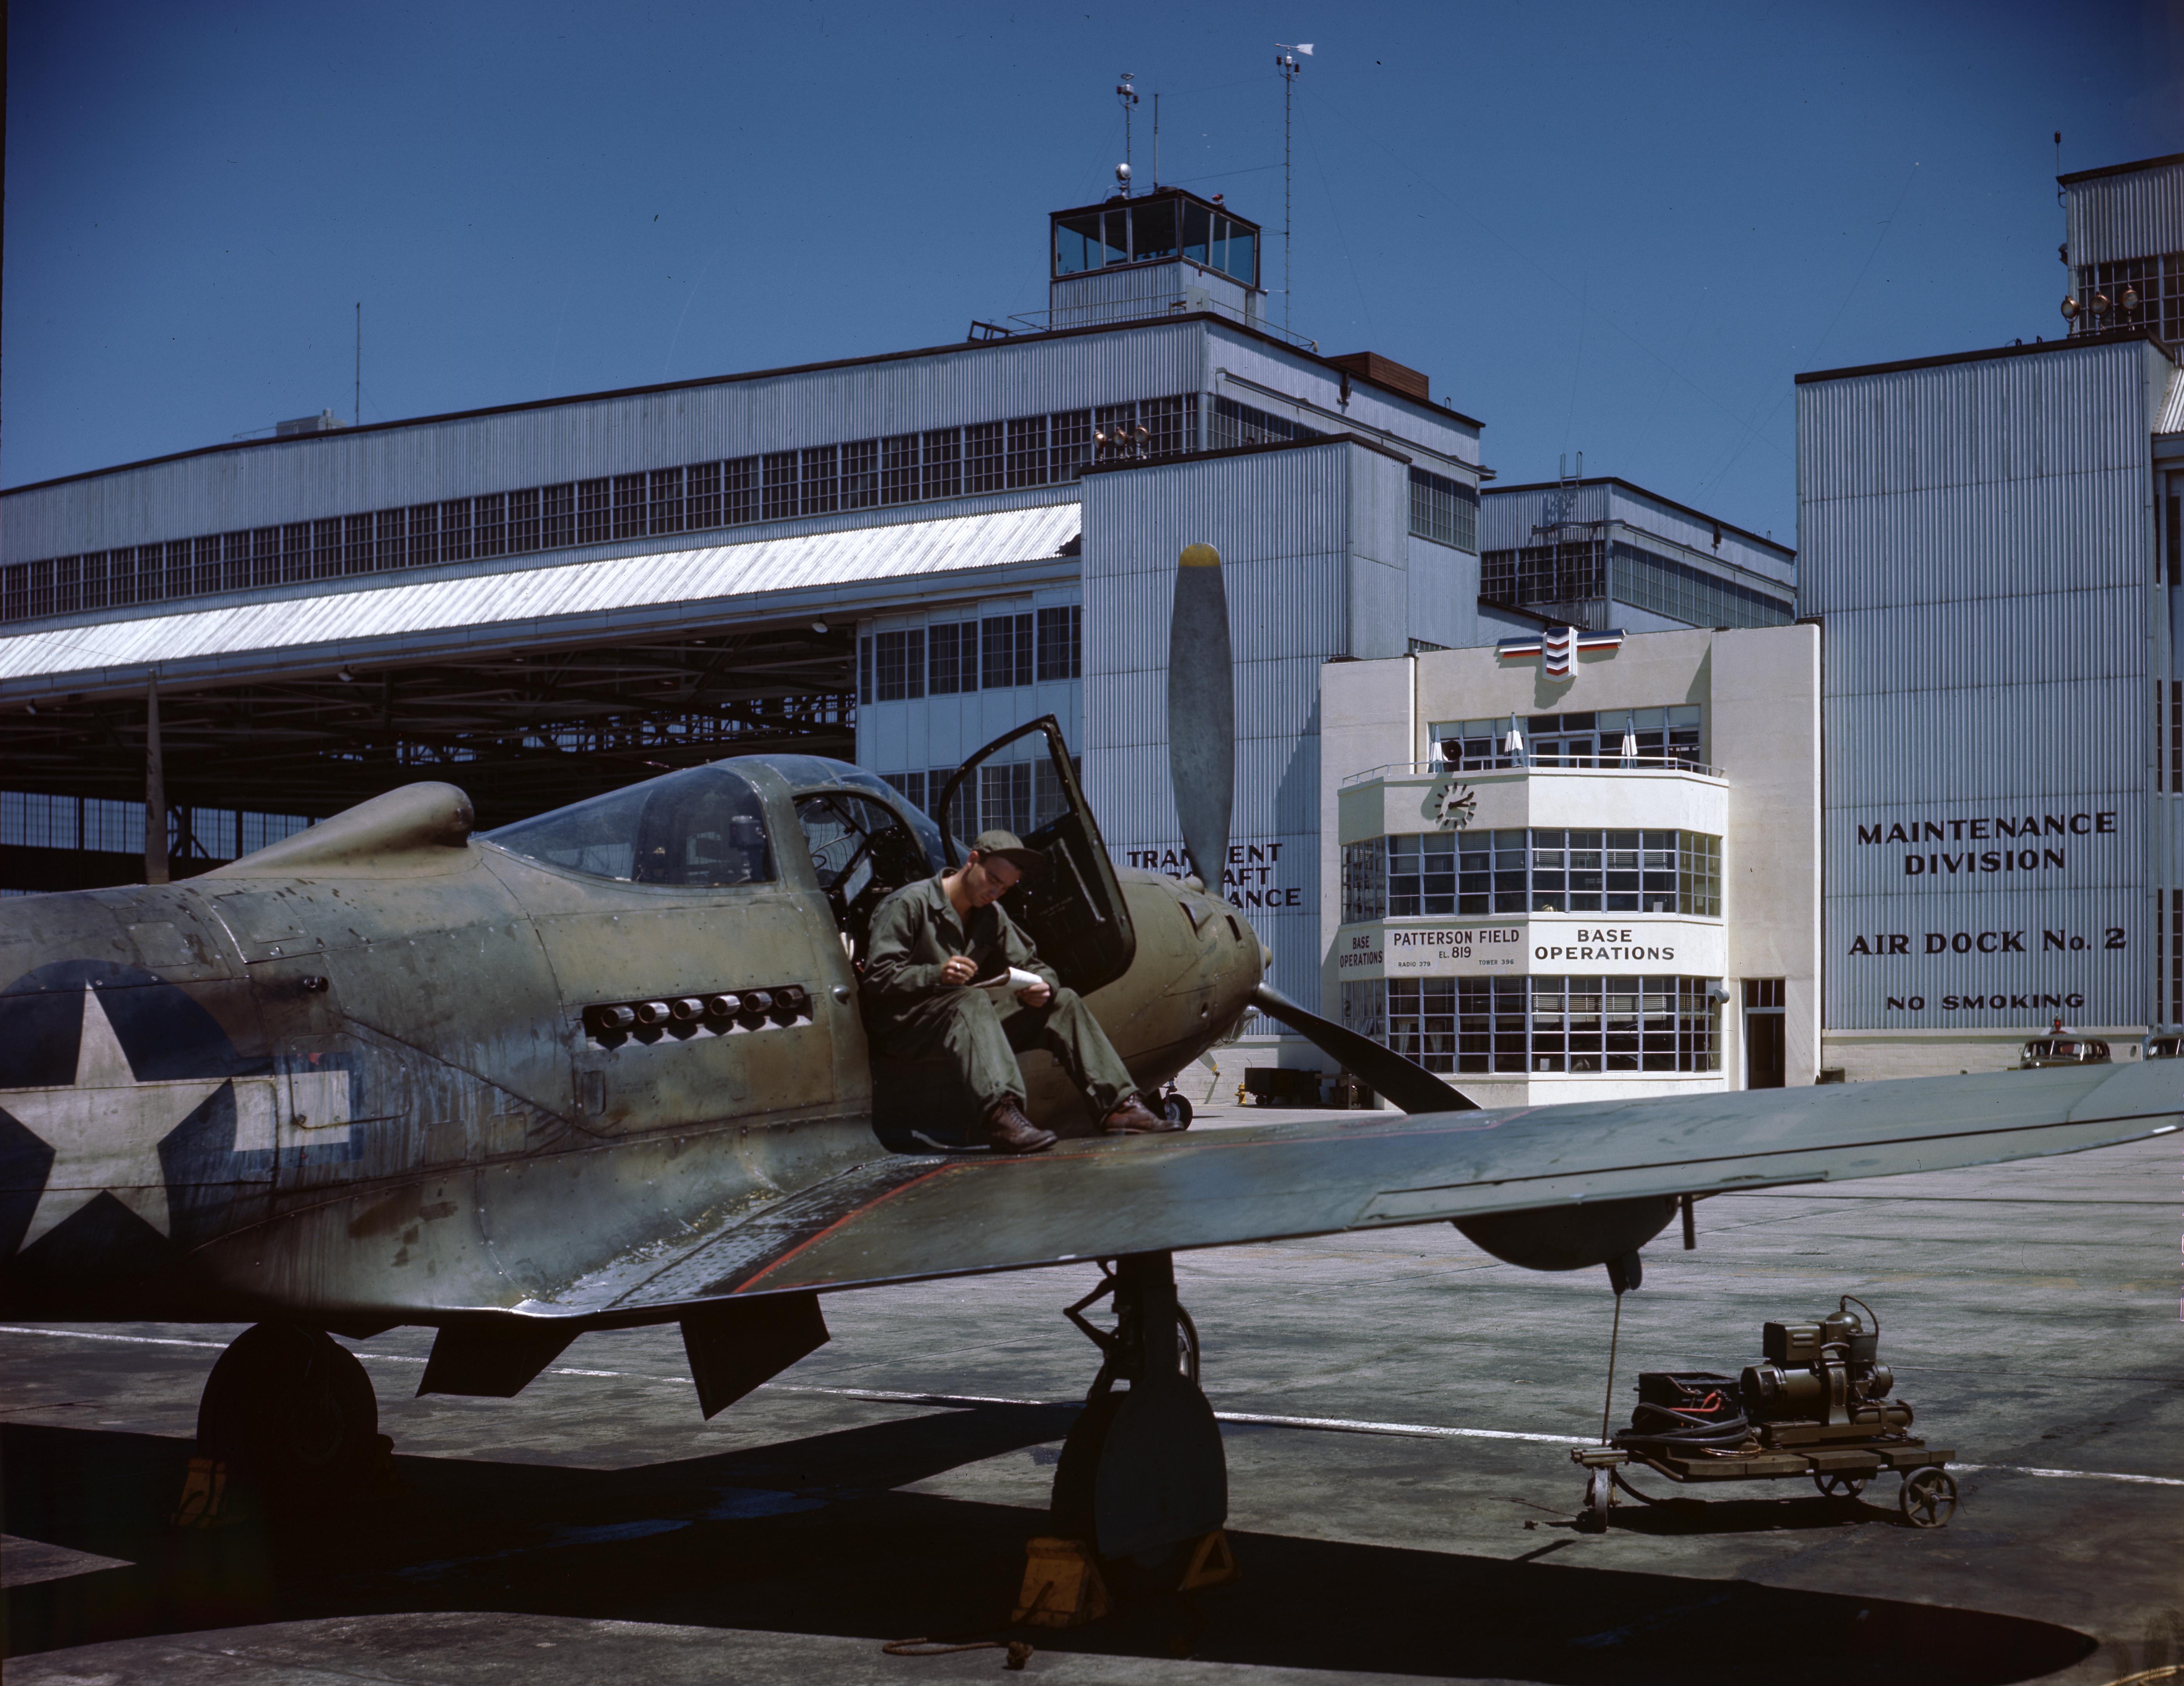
[934,716,1136,995]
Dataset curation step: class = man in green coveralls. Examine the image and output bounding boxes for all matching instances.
[862,830,1176,1153]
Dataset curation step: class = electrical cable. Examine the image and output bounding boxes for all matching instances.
[1612,1399,1754,1456]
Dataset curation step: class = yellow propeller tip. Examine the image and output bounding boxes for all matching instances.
[1179,544,1221,569]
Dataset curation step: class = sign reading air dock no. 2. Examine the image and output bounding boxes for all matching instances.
[1335,916,1726,980]
[1828,796,2142,1027]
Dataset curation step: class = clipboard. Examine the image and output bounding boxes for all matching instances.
[969,965,1046,996]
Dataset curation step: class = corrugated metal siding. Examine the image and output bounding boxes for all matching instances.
[1049,262,1253,330]
[2066,157,2184,267]
[1798,341,2153,554]
[2159,365,2184,436]
[0,503,1080,694]
[1478,481,1611,550]
[1602,483,1793,585]
[1799,334,2158,1028]
[2,322,1211,560]
[1210,328,1482,469]
[1082,443,1361,1006]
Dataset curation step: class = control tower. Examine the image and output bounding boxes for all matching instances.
[1047,184,1266,332]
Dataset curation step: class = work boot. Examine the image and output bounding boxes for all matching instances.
[984,1100,1057,1154]
[1100,1094,1182,1135]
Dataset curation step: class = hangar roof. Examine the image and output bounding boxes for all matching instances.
[0,503,1080,700]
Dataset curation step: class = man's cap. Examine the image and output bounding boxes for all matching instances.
[969,830,1045,876]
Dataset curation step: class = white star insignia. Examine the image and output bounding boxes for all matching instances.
[0,985,228,1251]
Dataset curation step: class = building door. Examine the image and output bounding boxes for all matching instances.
[1744,978,1785,1089]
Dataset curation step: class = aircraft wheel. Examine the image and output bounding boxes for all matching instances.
[1176,1307,1200,1385]
[1158,1091,1194,1129]
[197,1322,380,1506]
[1049,1389,1125,1542]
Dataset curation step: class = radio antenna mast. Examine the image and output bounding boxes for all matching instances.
[354,302,362,427]
[1116,72,1139,190]
[1275,44,1311,336]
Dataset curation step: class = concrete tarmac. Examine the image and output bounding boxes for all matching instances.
[2,1105,2178,1684]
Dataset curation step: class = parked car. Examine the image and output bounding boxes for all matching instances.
[2018,1036,2111,1069]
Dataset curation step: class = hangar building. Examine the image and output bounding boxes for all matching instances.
[1797,149,2182,1078]
[1,178,1781,1079]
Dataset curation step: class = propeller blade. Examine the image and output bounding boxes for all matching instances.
[1249,982,1479,1113]
[1167,543,1234,890]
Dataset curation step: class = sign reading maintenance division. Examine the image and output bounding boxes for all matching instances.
[1827,796,2142,1028]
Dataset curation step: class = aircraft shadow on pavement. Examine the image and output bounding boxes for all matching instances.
[3,1409,2094,1685]
[1591,1487,1930,1537]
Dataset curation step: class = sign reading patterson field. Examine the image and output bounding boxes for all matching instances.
[1827,796,2142,1029]
[1334,917,1725,981]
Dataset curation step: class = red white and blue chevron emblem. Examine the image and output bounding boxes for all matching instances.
[1495,626,1623,680]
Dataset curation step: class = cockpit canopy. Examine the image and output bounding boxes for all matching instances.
[480,755,954,888]
[485,765,777,885]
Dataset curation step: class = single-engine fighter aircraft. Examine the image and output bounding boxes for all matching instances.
[1,543,2177,1574]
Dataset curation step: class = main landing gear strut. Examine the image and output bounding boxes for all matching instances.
[1049,1252,1229,1590]
[184,1322,385,1521]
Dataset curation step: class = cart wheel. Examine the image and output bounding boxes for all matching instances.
[1898,1466,1957,1528]
[1813,1471,1870,1500]
[1576,1468,1611,1533]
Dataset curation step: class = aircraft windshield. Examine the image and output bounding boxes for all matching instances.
[485,766,775,885]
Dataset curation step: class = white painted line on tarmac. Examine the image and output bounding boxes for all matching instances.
[1210,1408,1574,1443]
[1944,1462,2183,1486]
[0,1326,230,1351]
[7,1324,2180,1489]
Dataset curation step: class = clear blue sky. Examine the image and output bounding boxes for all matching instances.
[5,0,2179,544]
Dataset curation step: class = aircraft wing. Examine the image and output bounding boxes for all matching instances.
[564,1058,2178,1316]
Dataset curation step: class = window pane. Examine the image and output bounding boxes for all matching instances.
[508,487,541,553]
[882,435,920,504]
[964,422,1004,494]
[1182,201,1212,264]
[575,479,608,544]
[1054,213,1100,276]
[648,467,683,535]
[1036,604,1081,681]
[874,629,926,702]
[761,452,798,520]
[1050,410,1093,481]
[374,511,406,573]
[611,474,645,540]
[723,458,758,524]
[801,444,839,515]
[1131,197,1177,260]
[980,761,1035,834]
[922,430,961,500]
[929,621,972,695]
[1007,416,1049,488]
[487,766,775,886]
[1222,223,1257,285]
[841,439,879,509]
[982,613,1028,690]
[471,496,505,560]
[1099,209,1129,265]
